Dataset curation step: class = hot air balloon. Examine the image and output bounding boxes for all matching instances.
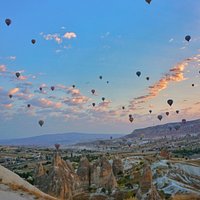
[136,71,141,77]
[185,35,191,42]
[102,97,105,101]
[176,110,179,114]
[174,125,180,131]
[157,115,163,121]
[91,89,95,94]
[166,112,169,116]
[92,103,95,107]
[192,84,194,87]
[129,117,134,123]
[127,140,132,147]
[167,99,173,106]
[72,85,75,88]
[129,114,132,118]
[146,77,150,81]
[55,143,60,150]
[106,81,109,84]
[9,94,13,98]
[39,87,42,91]
[122,106,125,110]
[182,119,186,124]
[149,110,152,114]
[5,18,11,26]
[145,0,152,4]
[16,72,20,78]
[110,136,113,140]
[27,104,31,108]
[51,86,55,91]
[38,120,44,127]
[31,39,36,44]
[99,76,102,80]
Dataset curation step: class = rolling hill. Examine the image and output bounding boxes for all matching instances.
[125,119,200,139]
[0,132,124,146]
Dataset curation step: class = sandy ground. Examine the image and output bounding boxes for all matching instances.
[0,184,37,200]
[0,165,58,200]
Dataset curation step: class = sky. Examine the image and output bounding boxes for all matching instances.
[1,0,200,139]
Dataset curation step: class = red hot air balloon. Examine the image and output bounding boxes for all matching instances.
[129,117,134,123]
[54,143,60,150]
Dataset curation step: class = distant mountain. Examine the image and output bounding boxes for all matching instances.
[0,132,124,146]
[125,119,200,139]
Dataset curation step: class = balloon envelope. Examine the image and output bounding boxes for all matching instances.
[51,86,55,91]
[145,0,152,4]
[16,72,20,78]
[158,115,163,121]
[5,19,11,26]
[31,39,36,44]
[38,120,44,127]
[136,71,141,77]
[167,99,173,106]
[185,35,191,42]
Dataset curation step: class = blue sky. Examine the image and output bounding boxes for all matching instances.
[1,0,200,139]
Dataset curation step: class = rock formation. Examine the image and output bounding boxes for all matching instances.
[136,165,162,200]
[35,152,81,200]
[77,157,91,190]
[90,156,117,190]
[112,157,124,176]
[35,162,46,177]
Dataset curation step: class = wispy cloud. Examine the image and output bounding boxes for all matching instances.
[9,88,20,95]
[63,32,77,39]
[129,55,200,109]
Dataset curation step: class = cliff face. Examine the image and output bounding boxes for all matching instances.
[35,152,81,200]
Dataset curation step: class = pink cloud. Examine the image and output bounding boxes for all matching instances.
[129,55,200,108]
[9,88,20,95]
[63,32,77,39]
[0,65,6,72]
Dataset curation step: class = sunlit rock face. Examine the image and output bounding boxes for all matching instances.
[90,156,117,190]
[136,165,162,200]
[112,157,124,176]
[77,157,91,190]
[35,152,81,200]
